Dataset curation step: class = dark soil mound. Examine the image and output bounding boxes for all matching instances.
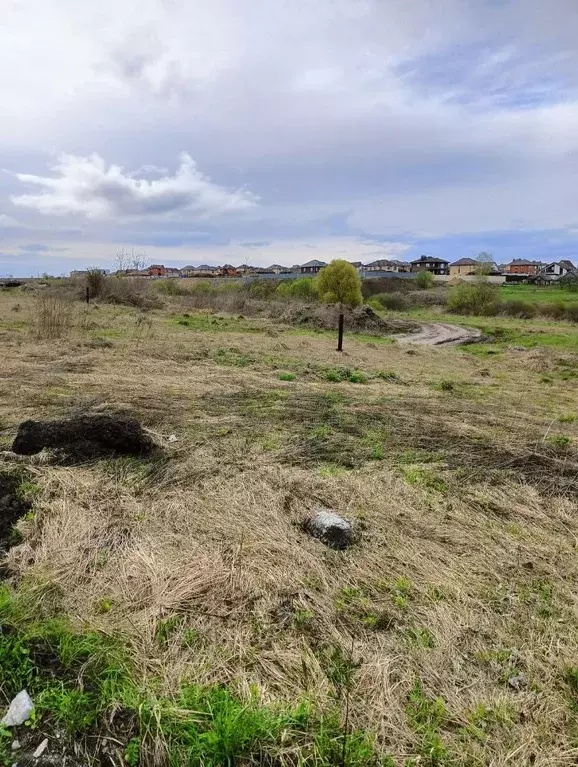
[279,303,417,336]
[0,471,30,555]
[11,415,154,460]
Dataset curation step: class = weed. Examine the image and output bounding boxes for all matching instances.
[311,424,334,438]
[402,467,447,493]
[395,449,443,465]
[546,434,572,449]
[406,680,450,764]
[155,615,182,647]
[377,370,399,382]
[348,371,367,384]
[563,667,578,710]
[558,414,576,423]
[439,379,454,392]
[325,370,343,382]
[278,372,296,381]
[405,626,435,648]
[32,293,74,339]
[124,737,141,766]
[318,464,348,478]
[96,598,113,614]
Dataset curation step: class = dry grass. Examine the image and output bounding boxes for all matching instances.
[1,291,578,764]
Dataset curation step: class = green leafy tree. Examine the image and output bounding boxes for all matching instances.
[316,260,362,351]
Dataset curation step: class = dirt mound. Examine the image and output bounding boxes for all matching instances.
[11,415,154,460]
[279,303,417,336]
[0,471,30,555]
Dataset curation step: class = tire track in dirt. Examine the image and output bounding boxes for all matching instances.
[395,322,482,346]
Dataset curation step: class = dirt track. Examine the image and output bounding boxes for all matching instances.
[395,321,482,346]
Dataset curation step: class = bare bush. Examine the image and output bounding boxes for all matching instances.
[32,292,75,339]
[101,277,163,309]
[500,299,537,318]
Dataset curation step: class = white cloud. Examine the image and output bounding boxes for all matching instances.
[0,214,19,228]
[11,153,258,220]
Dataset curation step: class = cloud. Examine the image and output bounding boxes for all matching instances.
[0,214,19,228]
[11,153,258,220]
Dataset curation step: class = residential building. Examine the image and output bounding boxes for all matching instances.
[180,265,198,277]
[300,259,327,274]
[266,264,287,274]
[449,258,478,276]
[195,264,220,277]
[536,261,577,282]
[220,264,238,276]
[148,264,167,277]
[389,260,410,272]
[504,259,539,275]
[410,255,450,276]
[165,267,181,277]
[364,259,393,272]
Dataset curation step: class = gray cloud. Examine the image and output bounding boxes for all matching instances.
[0,0,577,273]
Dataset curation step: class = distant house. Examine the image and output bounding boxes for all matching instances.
[148,264,167,277]
[449,258,478,276]
[536,261,577,282]
[165,267,181,277]
[195,264,220,277]
[504,259,539,276]
[300,259,327,274]
[220,264,238,277]
[364,259,393,272]
[180,265,198,277]
[266,264,287,274]
[410,255,449,276]
[389,260,410,273]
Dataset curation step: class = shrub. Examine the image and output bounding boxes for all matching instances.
[565,305,578,323]
[447,281,500,316]
[537,301,566,320]
[373,292,409,311]
[276,277,318,300]
[361,277,413,298]
[414,271,435,290]
[102,277,163,309]
[501,299,536,318]
[86,268,106,298]
[155,279,187,296]
[278,372,296,381]
[32,293,74,339]
[247,279,279,299]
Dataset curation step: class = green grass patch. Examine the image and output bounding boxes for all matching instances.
[278,371,296,381]
[174,313,265,334]
[0,584,390,766]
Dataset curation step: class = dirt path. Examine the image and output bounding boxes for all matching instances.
[395,321,482,346]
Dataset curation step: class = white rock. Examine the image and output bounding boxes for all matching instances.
[167,434,178,443]
[304,509,353,549]
[0,690,34,727]
[32,738,48,758]
[11,741,20,751]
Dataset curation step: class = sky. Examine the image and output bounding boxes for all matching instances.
[1,0,577,276]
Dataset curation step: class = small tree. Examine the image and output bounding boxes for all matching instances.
[476,251,494,276]
[316,260,362,351]
[415,270,434,289]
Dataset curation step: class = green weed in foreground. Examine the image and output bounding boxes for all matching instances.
[406,680,450,764]
[279,371,296,381]
[402,466,447,493]
[0,585,389,766]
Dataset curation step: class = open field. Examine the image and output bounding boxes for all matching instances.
[497,285,578,306]
[1,289,578,766]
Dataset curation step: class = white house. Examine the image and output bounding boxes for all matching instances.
[537,261,577,282]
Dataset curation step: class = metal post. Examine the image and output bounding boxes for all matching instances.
[337,313,344,351]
